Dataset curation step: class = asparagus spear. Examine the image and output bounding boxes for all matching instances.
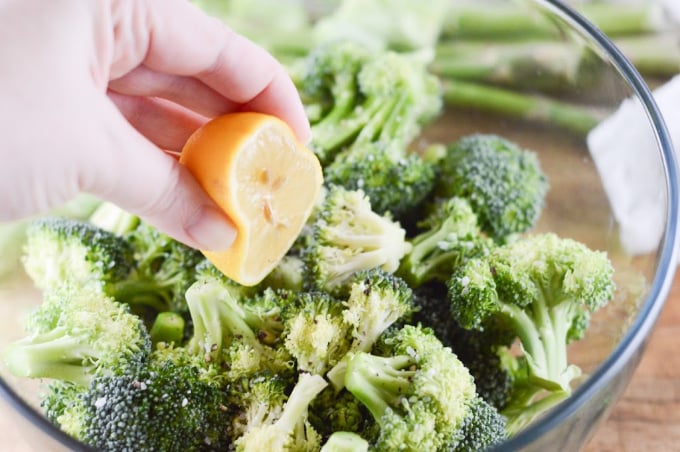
[441,78,603,137]
[443,2,674,40]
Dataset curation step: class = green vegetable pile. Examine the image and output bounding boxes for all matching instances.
[1,1,620,451]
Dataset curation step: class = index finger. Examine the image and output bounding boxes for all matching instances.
[137,0,311,143]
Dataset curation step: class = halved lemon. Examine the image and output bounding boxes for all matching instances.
[179,112,323,286]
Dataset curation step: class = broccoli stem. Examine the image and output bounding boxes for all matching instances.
[502,389,571,436]
[500,294,580,392]
[88,202,139,235]
[401,224,464,286]
[3,330,95,385]
[433,32,680,90]
[344,353,414,423]
[149,312,185,346]
[441,78,602,137]
[442,3,670,40]
[275,373,328,434]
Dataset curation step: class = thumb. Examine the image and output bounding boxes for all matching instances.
[83,97,236,251]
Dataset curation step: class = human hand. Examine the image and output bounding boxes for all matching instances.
[0,0,311,251]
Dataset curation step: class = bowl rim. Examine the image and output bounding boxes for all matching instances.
[0,0,678,450]
[491,0,680,449]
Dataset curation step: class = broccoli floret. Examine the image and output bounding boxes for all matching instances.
[3,286,150,386]
[21,217,135,293]
[398,196,494,287]
[300,43,441,165]
[309,387,368,439]
[234,372,328,452]
[345,324,503,451]
[281,290,350,375]
[435,134,549,242]
[324,140,436,219]
[227,371,290,441]
[320,431,369,452]
[53,355,232,451]
[412,282,514,410]
[304,186,411,295]
[300,40,371,164]
[113,222,205,315]
[326,269,415,391]
[453,397,507,452]
[185,278,292,380]
[448,233,615,431]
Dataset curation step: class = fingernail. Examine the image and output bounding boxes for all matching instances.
[186,206,236,251]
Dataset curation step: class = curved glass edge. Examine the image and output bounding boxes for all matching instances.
[0,0,678,450]
[0,378,92,451]
[494,0,680,450]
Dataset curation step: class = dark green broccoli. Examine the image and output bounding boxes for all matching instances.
[398,196,494,287]
[50,355,232,451]
[435,134,549,242]
[233,372,328,451]
[344,324,505,451]
[412,282,514,410]
[3,286,150,386]
[447,233,615,432]
[21,217,135,293]
[304,185,411,295]
[113,222,205,315]
[323,140,436,219]
[309,387,368,439]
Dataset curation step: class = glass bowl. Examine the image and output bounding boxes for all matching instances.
[0,0,677,451]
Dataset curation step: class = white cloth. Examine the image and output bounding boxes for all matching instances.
[587,75,680,255]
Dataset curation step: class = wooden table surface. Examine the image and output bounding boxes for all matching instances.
[584,269,680,452]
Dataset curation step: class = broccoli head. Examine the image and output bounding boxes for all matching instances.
[22,217,135,293]
[114,221,205,315]
[345,324,504,451]
[435,134,549,242]
[281,290,350,375]
[3,286,150,386]
[448,233,615,430]
[304,185,411,295]
[324,140,436,219]
[52,355,231,451]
